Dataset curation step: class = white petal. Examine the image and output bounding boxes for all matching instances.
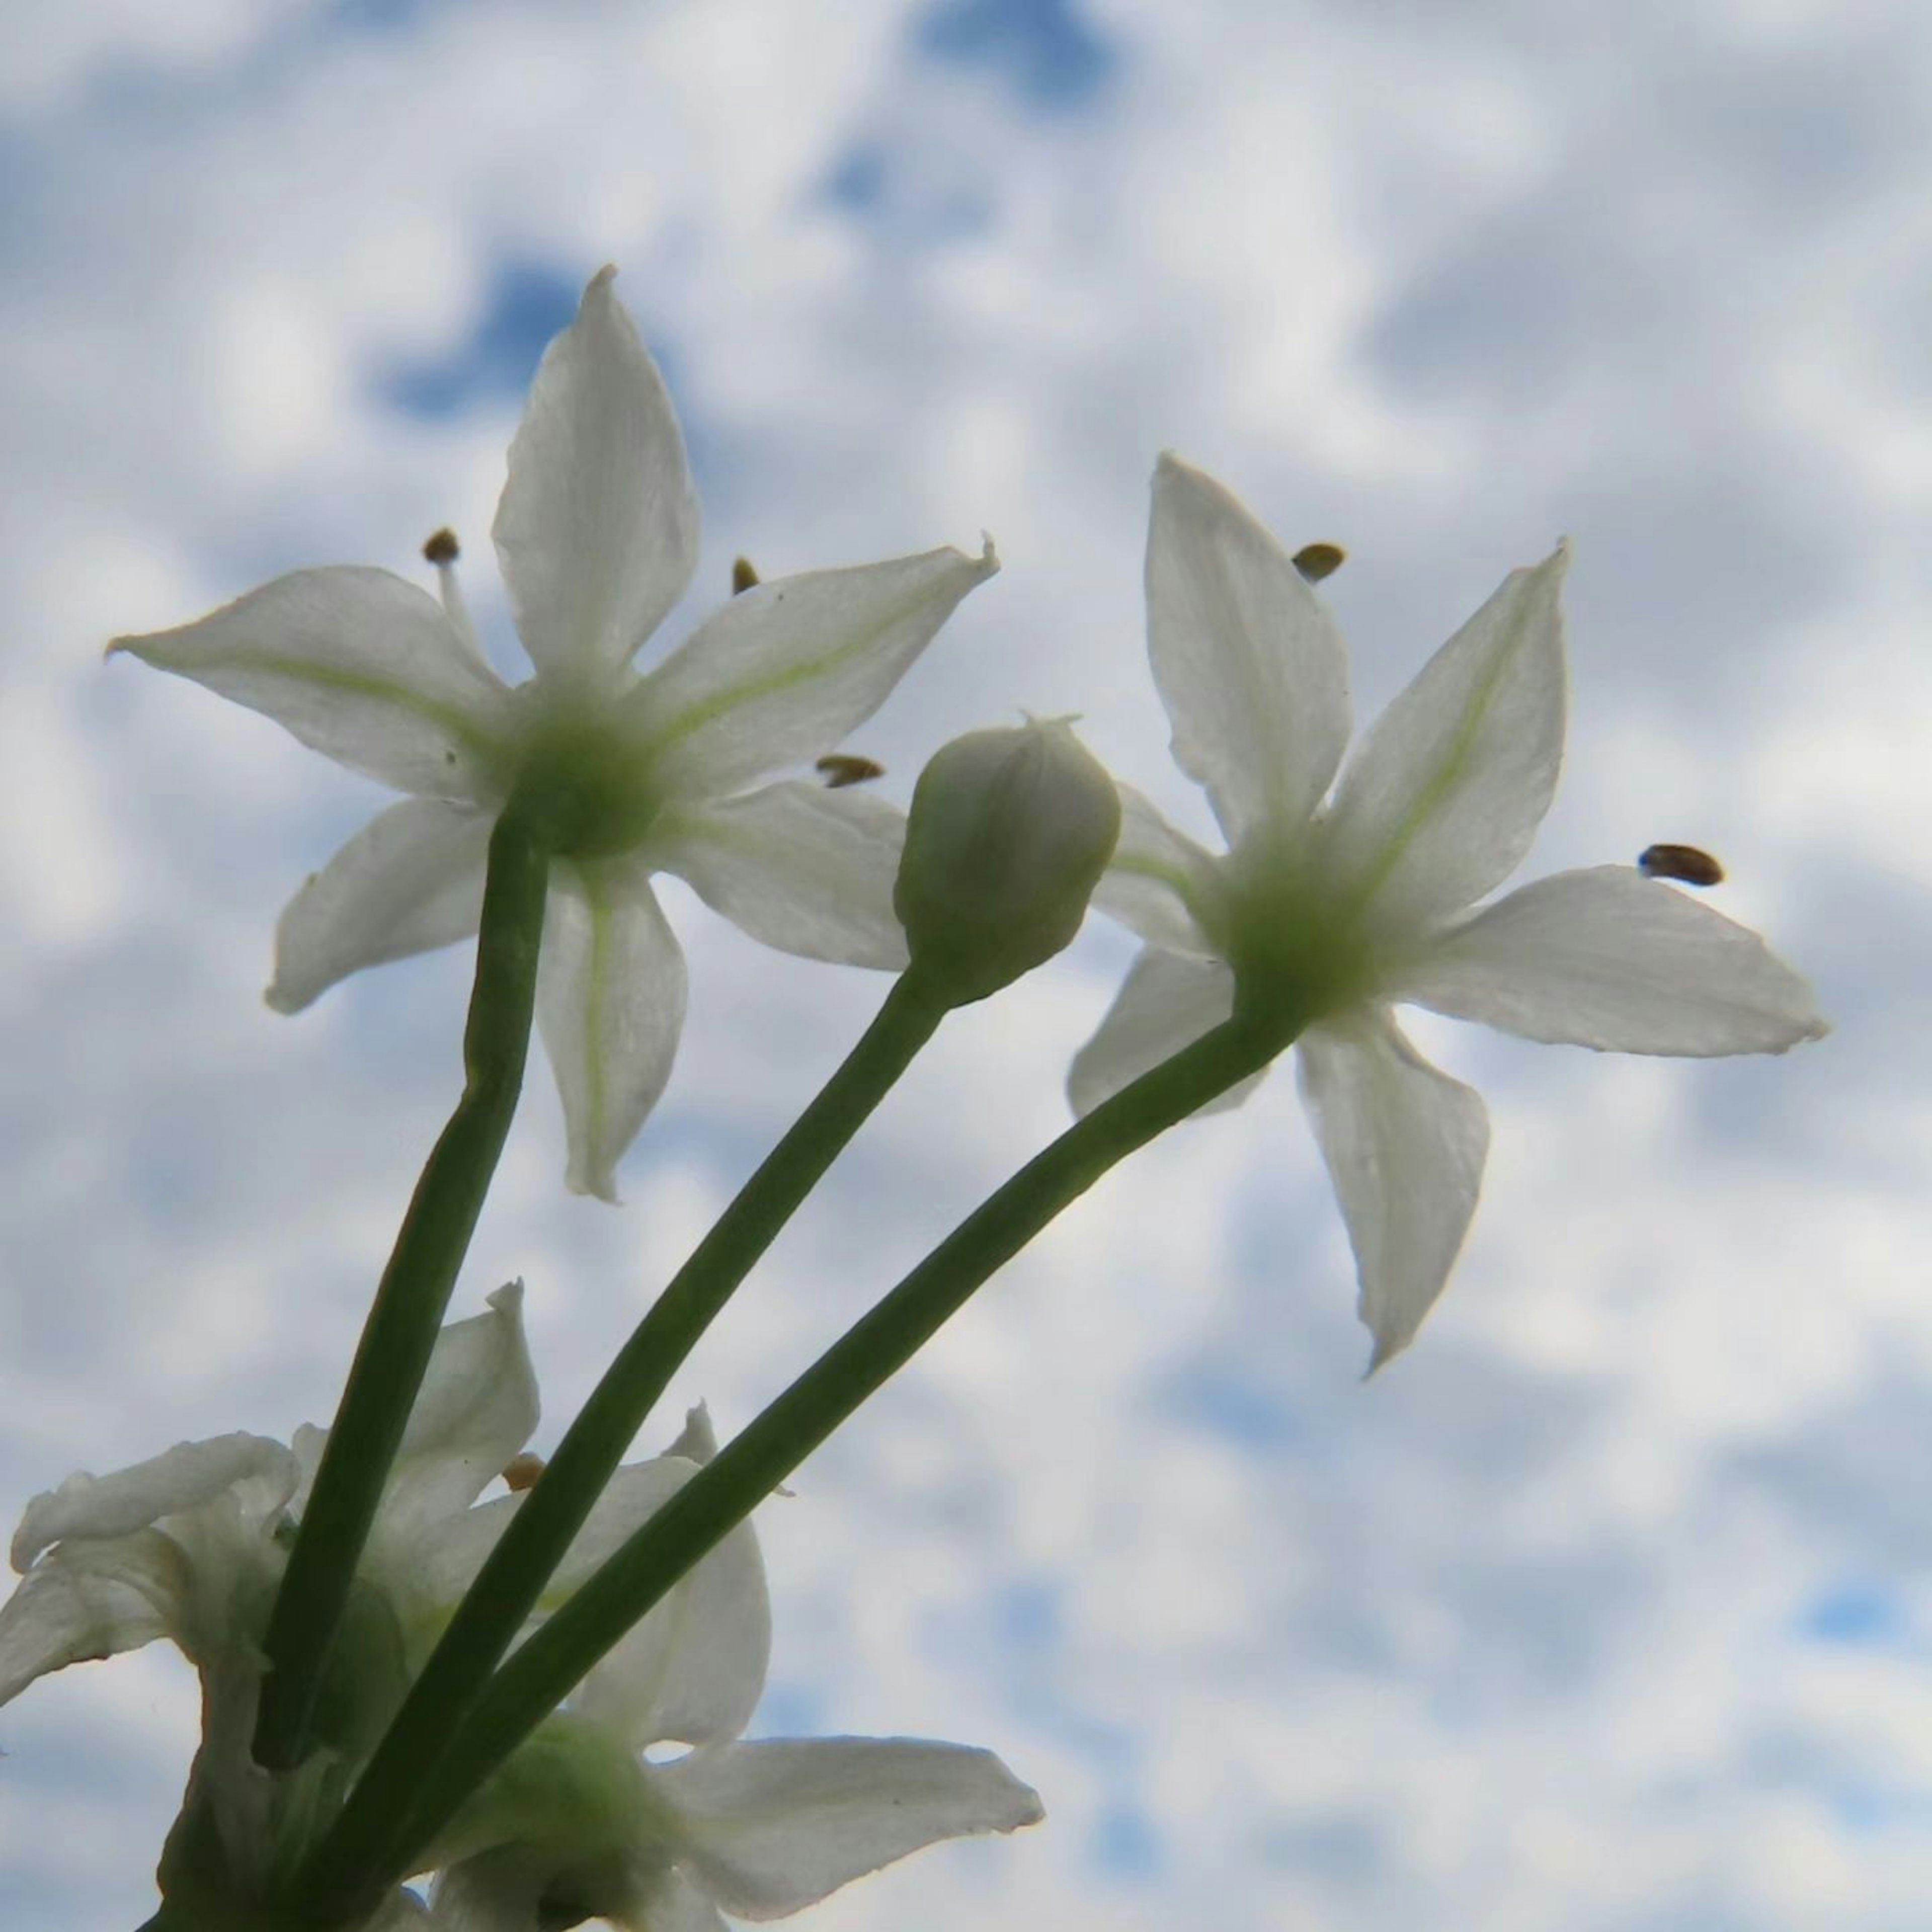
[629,542,998,799]
[1396,864,1830,1055]
[1068,947,1256,1118]
[655,781,908,969]
[1295,1008,1490,1370]
[492,267,699,688]
[267,798,494,1014]
[662,1404,719,1466]
[1319,543,1569,931]
[1091,783,1226,955]
[537,859,688,1201]
[379,1283,540,1557]
[555,1460,770,1749]
[1145,455,1352,849]
[656,1737,1043,1920]
[12,1434,297,1573]
[110,568,514,800]
[0,1534,175,1705]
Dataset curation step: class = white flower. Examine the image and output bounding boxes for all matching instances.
[0,1285,541,1915]
[1072,455,1827,1367]
[425,1410,1042,1932]
[112,267,997,1199]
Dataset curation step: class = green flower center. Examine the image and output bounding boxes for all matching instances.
[513,713,665,860]
[1222,837,1374,1033]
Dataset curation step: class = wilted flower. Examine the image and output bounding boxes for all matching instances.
[112,268,996,1199]
[1073,455,1826,1367]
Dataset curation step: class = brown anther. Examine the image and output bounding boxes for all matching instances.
[731,556,760,595]
[501,1452,546,1493]
[816,753,886,788]
[1293,541,1346,583]
[423,528,461,565]
[1638,843,1725,888]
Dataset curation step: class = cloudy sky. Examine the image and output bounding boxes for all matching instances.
[3,0,1929,1925]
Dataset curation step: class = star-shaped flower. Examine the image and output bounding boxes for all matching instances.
[421,1406,1042,1932]
[112,268,996,1198]
[1071,456,1827,1367]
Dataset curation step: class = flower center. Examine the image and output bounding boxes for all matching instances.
[1222,837,1374,1033]
[513,712,665,860]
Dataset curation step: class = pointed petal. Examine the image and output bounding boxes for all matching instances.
[663,1404,719,1465]
[537,859,688,1201]
[380,1283,540,1556]
[492,267,699,687]
[1396,865,1830,1055]
[555,1460,770,1748]
[267,798,493,1014]
[0,1534,176,1705]
[657,1737,1043,1920]
[1145,455,1352,849]
[1068,947,1258,1118]
[1295,1009,1490,1370]
[630,542,998,798]
[1320,544,1569,931]
[109,568,514,800]
[655,781,908,969]
[1091,783,1226,955]
[12,1434,297,1573]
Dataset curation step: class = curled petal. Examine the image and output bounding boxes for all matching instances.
[492,267,699,688]
[655,781,908,970]
[537,858,688,1202]
[109,567,514,800]
[1146,455,1352,849]
[1295,1009,1490,1370]
[1319,543,1569,931]
[12,1435,297,1574]
[0,1534,176,1705]
[1396,865,1830,1055]
[631,542,998,799]
[656,1737,1043,1920]
[1092,783,1226,955]
[380,1283,540,1556]
[1068,947,1254,1118]
[267,798,493,1014]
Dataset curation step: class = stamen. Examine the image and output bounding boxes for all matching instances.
[1293,541,1346,584]
[732,556,760,595]
[1639,843,1724,887]
[501,1453,546,1493]
[816,753,886,788]
[424,527,486,664]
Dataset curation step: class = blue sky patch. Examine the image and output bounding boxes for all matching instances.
[913,0,1116,109]
[1091,1801,1163,1879]
[1800,1583,1903,1648]
[381,262,582,420]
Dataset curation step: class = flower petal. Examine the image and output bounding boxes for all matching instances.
[1091,783,1226,955]
[379,1283,540,1560]
[1319,543,1569,931]
[1145,454,1352,849]
[1395,864,1830,1055]
[1068,947,1252,1118]
[537,858,688,1202]
[267,798,494,1014]
[0,1534,176,1705]
[654,781,908,969]
[656,1737,1043,1920]
[12,1435,297,1573]
[1294,1008,1490,1370]
[109,568,514,800]
[629,542,998,799]
[556,1459,771,1749]
[492,267,699,688]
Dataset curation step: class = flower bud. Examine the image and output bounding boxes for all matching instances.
[895,716,1121,1004]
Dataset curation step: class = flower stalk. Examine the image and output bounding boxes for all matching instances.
[293,962,957,1916]
[253,802,549,1771]
[345,1003,1295,1895]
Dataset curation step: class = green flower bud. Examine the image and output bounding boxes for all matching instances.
[895,716,1121,1005]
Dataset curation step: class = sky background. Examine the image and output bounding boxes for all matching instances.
[1,0,1928,1926]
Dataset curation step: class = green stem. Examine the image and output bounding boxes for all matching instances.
[252,808,549,1772]
[385,1008,1288,1883]
[291,967,954,1922]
